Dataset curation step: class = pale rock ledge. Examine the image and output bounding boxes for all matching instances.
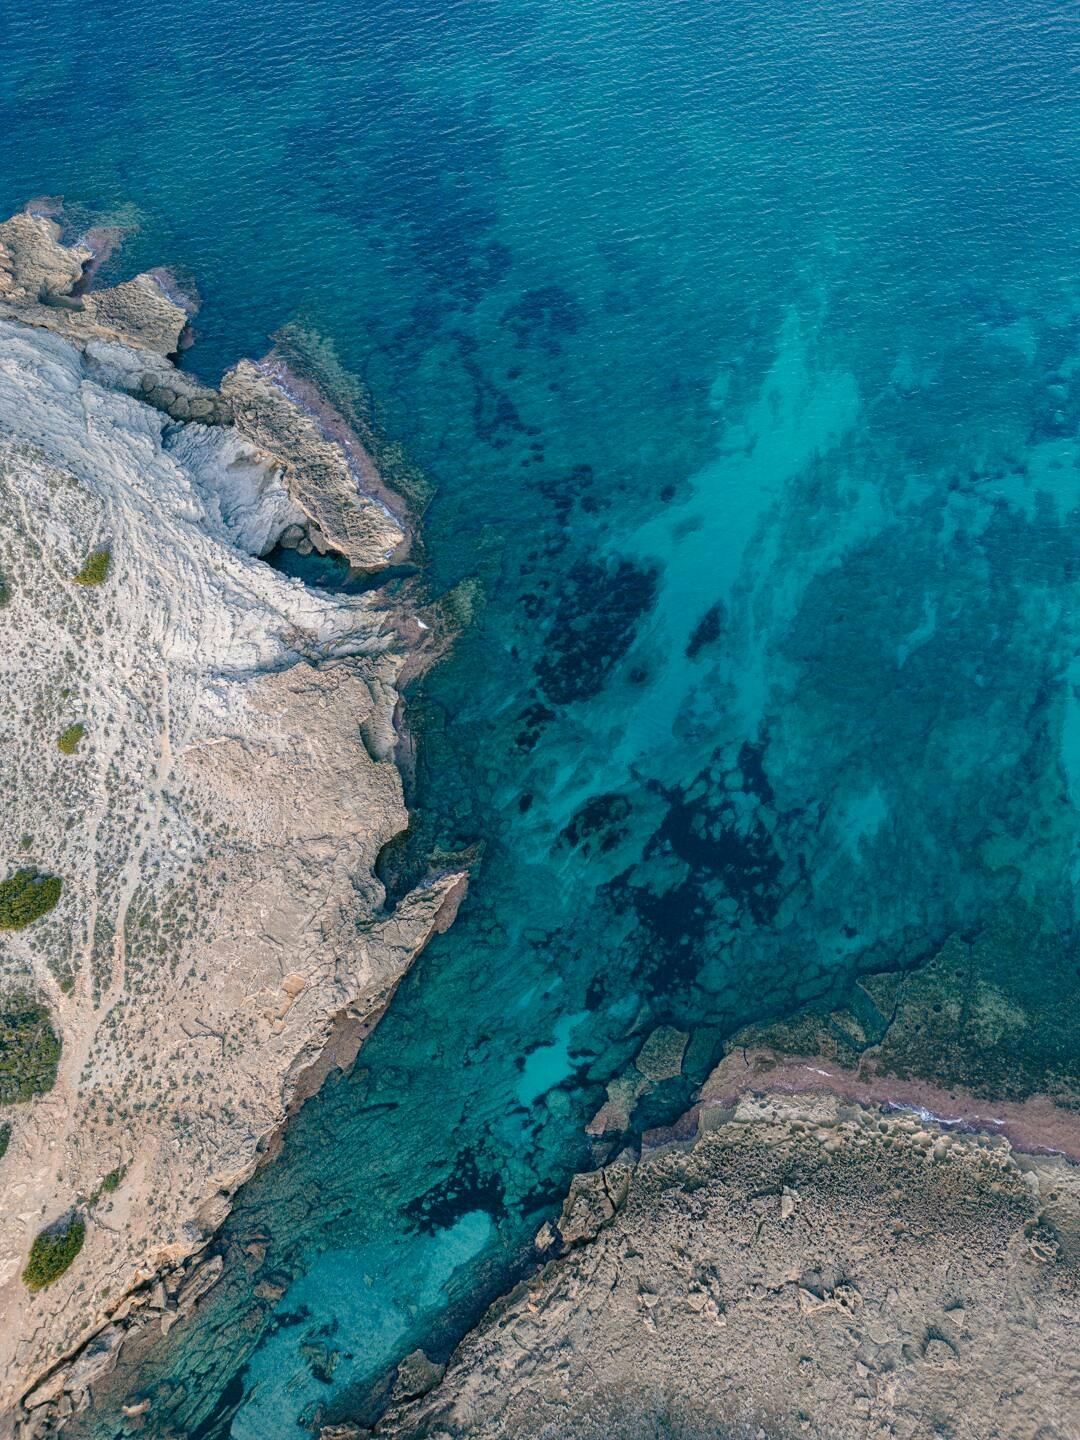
[0,209,463,1428]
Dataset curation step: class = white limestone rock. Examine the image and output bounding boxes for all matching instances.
[0,214,464,1420]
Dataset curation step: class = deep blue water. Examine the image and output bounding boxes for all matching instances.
[2,0,1078,1433]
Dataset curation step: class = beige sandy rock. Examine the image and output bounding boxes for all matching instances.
[221,359,407,569]
[78,274,189,357]
[0,215,463,1424]
[554,1157,633,1247]
[0,213,89,306]
[378,1087,1080,1440]
[392,1349,445,1402]
[0,212,186,357]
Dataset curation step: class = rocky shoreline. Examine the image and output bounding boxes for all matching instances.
[370,1074,1080,1440]
[0,206,466,1434]
[323,994,1080,1439]
[696,1046,1080,1162]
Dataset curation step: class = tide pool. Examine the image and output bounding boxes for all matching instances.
[1,0,1078,1434]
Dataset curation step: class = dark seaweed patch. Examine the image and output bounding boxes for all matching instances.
[186,1367,249,1440]
[537,463,596,528]
[515,701,556,751]
[737,738,774,805]
[645,775,782,919]
[404,1149,506,1233]
[686,601,725,659]
[454,329,527,449]
[534,559,659,705]
[559,792,632,857]
[502,285,583,355]
[600,747,787,994]
[300,1328,345,1385]
[603,870,712,989]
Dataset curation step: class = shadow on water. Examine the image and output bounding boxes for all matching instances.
[262,544,419,595]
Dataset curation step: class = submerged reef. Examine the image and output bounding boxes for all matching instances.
[376,906,1080,1439]
[0,208,464,1431]
[361,901,1080,1440]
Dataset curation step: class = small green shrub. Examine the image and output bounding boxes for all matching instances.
[86,1163,126,1209]
[88,1163,126,1208]
[0,991,61,1101]
[0,575,9,607]
[0,870,62,930]
[23,1215,85,1290]
[58,723,86,755]
[0,1122,10,1161]
[73,549,111,586]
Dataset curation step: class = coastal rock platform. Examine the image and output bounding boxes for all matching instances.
[377,1085,1079,1440]
[0,208,462,1428]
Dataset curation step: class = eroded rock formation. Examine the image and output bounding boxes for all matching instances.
[376,1085,1080,1440]
[0,207,462,1427]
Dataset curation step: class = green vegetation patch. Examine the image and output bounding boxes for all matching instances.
[58,722,86,755]
[23,1214,85,1291]
[0,574,9,607]
[0,869,62,930]
[0,1122,10,1161]
[101,1164,124,1193]
[73,548,111,585]
[0,990,61,1102]
[90,1164,126,1207]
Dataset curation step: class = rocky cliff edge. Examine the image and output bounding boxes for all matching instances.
[0,207,464,1428]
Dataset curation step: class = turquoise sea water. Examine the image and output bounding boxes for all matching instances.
[2,0,1079,1433]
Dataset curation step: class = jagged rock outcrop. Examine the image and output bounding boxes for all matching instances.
[0,208,463,1426]
[221,360,408,568]
[0,211,186,356]
[0,208,407,568]
[376,1086,1080,1440]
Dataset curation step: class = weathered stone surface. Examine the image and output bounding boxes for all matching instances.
[175,1257,223,1316]
[0,213,89,305]
[222,359,407,569]
[0,212,464,1418]
[392,1349,445,1402]
[58,1328,122,1395]
[79,274,188,356]
[378,1090,1080,1440]
[555,1160,632,1246]
[633,1024,688,1082]
[0,210,189,356]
